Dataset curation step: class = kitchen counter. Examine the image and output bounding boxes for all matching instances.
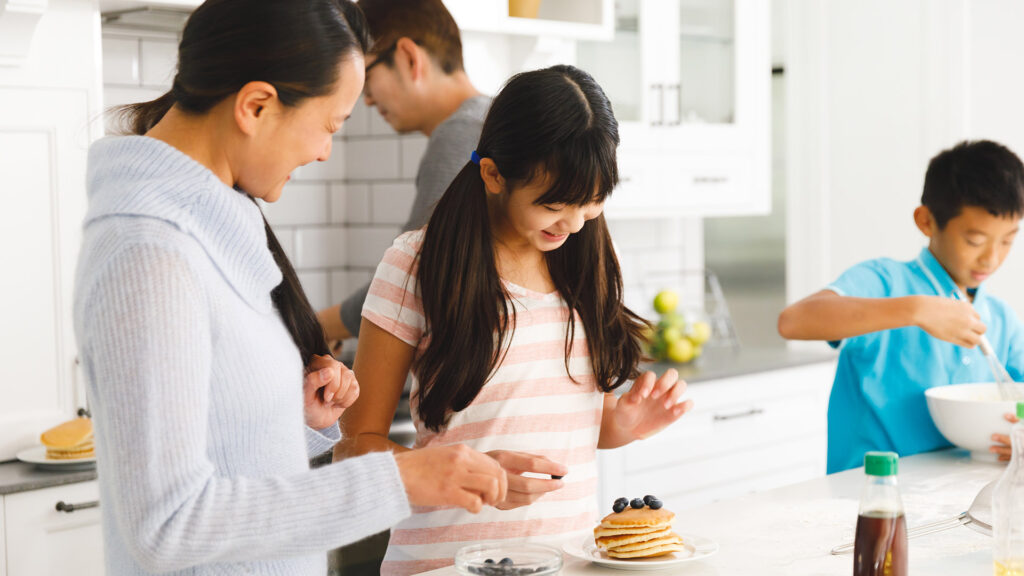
[644,345,837,385]
[417,448,1001,575]
[0,459,97,495]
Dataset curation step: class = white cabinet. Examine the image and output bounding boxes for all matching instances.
[3,481,104,576]
[577,0,771,217]
[598,361,836,511]
[0,0,101,460]
[444,0,613,40]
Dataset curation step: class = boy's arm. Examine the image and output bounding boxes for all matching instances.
[778,289,985,347]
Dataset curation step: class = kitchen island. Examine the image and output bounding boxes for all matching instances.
[417,448,1000,574]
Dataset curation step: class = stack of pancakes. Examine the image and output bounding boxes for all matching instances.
[40,417,94,460]
[594,507,685,559]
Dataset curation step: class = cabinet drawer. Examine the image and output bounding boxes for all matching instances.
[622,435,825,510]
[4,481,104,576]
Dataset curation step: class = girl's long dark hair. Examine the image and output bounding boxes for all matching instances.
[115,0,368,365]
[415,65,647,431]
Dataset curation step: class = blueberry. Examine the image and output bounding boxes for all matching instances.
[630,498,644,509]
[485,559,495,564]
[612,500,627,513]
[550,475,563,480]
[614,497,629,506]
[499,557,514,565]
[648,498,664,510]
[643,494,657,506]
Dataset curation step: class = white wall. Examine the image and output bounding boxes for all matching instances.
[786,0,1024,317]
[0,0,103,459]
[964,0,1024,309]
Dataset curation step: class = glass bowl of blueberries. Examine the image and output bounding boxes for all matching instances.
[454,542,563,575]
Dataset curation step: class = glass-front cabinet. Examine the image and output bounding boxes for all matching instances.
[577,0,770,217]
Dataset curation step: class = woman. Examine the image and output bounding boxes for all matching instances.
[74,0,505,574]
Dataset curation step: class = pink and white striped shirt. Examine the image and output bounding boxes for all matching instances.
[363,230,603,576]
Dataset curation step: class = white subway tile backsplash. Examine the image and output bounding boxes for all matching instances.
[344,138,400,180]
[368,105,395,135]
[400,135,429,180]
[102,37,139,85]
[297,271,330,311]
[292,137,346,180]
[140,39,177,87]
[370,182,416,225]
[294,227,347,269]
[346,226,400,268]
[607,219,660,250]
[262,182,329,226]
[342,100,371,137]
[330,183,369,224]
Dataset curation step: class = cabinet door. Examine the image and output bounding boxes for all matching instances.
[0,88,90,460]
[597,362,836,511]
[577,0,675,144]
[600,0,771,217]
[4,481,104,576]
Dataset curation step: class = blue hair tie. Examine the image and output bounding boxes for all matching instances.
[470,150,482,165]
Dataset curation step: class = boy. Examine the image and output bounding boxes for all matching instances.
[778,140,1024,473]
[318,0,490,345]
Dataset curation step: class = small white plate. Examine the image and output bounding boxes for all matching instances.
[562,533,718,571]
[16,446,96,471]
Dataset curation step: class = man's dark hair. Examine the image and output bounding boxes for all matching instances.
[358,0,464,74]
[923,140,1024,228]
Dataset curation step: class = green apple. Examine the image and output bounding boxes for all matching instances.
[653,290,679,314]
[667,337,695,363]
[689,321,712,345]
[662,326,684,344]
[658,311,687,330]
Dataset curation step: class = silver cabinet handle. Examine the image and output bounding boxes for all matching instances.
[665,83,681,125]
[650,84,664,126]
[56,500,99,513]
[712,408,764,421]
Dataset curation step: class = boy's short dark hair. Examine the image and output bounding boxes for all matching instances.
[358,0,464,74]
[922,140,1024,228]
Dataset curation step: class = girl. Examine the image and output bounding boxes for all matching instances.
[337,64,693,575]
[74,1,506,574]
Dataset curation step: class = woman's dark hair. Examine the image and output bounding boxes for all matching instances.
[415,64,647,431]
[923,140,1024,229]
[117,0,369,365]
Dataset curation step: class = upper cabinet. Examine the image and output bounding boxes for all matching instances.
[578,0,771,218]
[97,0,615,40]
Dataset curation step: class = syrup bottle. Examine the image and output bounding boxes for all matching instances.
[854,451,907,576]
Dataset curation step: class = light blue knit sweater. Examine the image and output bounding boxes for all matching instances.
[74,136,411,575]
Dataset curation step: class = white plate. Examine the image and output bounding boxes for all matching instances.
[16,445,96,471]
[562,533,718,571]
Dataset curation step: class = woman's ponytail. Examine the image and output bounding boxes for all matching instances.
[116,90,176,136]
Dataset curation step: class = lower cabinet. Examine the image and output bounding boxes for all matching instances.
[598,361,838,512]
[3,481,104,576]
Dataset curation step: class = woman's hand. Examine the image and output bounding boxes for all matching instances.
[485,450,567,510]
[303,354,359,429]
[991,412,1019,461]
[394,445,508,513]
[602,369,693,448]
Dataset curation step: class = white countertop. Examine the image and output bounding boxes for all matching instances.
[417,449,1002,575]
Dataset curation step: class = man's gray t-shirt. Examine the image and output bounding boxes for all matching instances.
[340,95,491,335]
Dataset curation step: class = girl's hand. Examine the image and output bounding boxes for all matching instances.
[303,354,359,429]
[485,450,567,510]
[990,412,1019,461]
[613,369,693,441]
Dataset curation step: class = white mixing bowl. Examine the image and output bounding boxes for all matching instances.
[925,383,1018,460]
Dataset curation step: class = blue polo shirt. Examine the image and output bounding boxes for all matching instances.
[825,247,1024,473]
